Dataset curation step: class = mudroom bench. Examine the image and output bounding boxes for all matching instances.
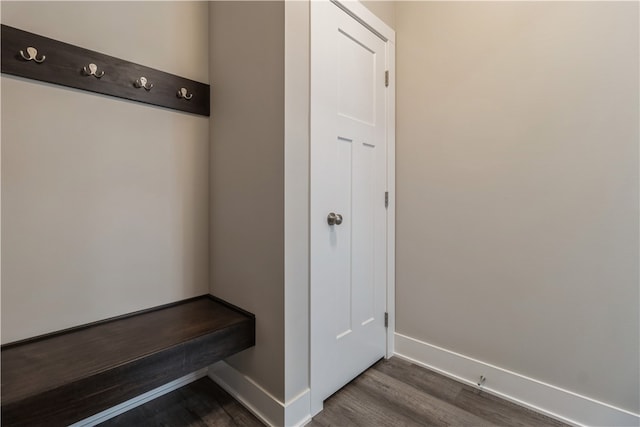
[1,295,255,426]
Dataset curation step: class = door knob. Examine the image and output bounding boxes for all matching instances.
[327,212,343,226]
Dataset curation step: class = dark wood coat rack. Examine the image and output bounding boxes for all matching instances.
[1,25,210,116]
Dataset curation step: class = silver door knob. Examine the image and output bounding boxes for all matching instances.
[327,212,343,226]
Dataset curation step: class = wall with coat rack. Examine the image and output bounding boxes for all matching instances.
[0,1,210,345]
[1,24,210,116]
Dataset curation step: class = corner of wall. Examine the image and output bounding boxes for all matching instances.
[208,0,287,410]
[284,0,311,414]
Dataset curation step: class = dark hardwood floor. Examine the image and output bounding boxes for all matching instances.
[100,357,569,427]
[100,377,263,427]
[309,357,568,427]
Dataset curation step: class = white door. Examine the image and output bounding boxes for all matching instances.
[310,0,389,412]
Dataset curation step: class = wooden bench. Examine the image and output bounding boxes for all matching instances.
[1,295,255,426]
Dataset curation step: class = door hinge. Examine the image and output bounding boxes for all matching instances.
[385,191,389,208]
[384,70,389,87]
[384,312,389,328]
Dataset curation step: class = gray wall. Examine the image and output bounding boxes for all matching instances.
[362,1,395,29]
[284,0,311,404]
[209,1,286,401]
[395,1,639,413]
[1,1,210,343]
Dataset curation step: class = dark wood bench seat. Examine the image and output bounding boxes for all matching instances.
[1,295,255,427]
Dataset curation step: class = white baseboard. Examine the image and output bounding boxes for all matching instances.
[395,333,640,427]
[285,387,312,427]
[70,369,208,427]
[208,360,311,427]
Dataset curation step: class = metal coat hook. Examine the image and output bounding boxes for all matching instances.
[19,46,46,63]
[82,63,104,78]
[177,87,193,100]
[134,77,153,91]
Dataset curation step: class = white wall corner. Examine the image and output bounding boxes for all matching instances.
[208,361,311,427]
[394,333,640,427]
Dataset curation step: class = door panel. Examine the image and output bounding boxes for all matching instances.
[333,136,353,339]
[311,0,388,410]
[338,29,376,125]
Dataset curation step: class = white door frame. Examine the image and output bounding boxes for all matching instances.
[309,0,396,415]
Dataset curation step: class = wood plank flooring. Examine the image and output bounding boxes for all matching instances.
[309,357,568,427]
[100,357,569,426]
[100,377,263,427]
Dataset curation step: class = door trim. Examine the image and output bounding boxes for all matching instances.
[309,0,396,415]
[384,26,396,360]
[330,0,396,44]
